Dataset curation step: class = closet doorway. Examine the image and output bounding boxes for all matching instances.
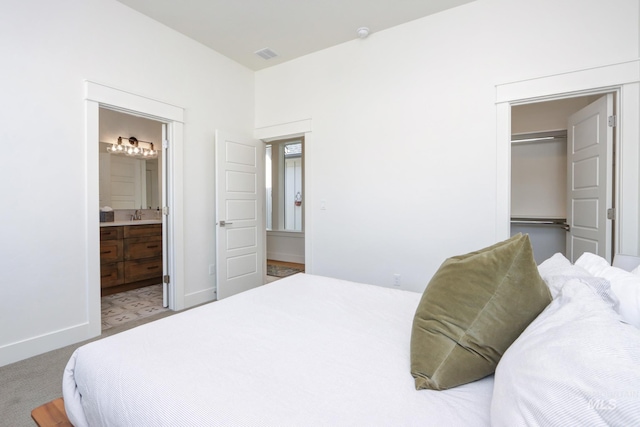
[510,93,616,264]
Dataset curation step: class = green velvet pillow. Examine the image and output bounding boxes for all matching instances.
[410,233,551,390]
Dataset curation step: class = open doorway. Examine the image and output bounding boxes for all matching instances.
[98,108,168,329]
[86,80,185,339]
[265,138,305,280]
[496,61,640,264]
[510,93,615,264]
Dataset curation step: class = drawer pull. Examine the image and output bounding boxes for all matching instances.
[147,266,160,270]
[101,250,112,255]
[146,245,159,249]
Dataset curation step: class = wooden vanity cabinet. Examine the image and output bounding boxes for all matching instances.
[100,224,163,296]
[123,225,163,283]
[100,227,124,289]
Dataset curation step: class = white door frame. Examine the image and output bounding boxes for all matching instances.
[255,119,313,272]
[85,81,185,337]
[496,60,640,257]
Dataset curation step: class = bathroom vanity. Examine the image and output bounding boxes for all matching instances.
[99,221,163,296]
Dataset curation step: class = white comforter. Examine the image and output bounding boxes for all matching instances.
[63,274,493,426]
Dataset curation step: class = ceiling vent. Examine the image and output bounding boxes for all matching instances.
[255,48,278,60]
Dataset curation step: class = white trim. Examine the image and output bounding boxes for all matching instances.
[166,121,185,310]
[86,99,102,338]
[267,230,305,238]
[0,323,92,366]
[496,60,640,256]
[267,252,306,265]
[255,119,313,273]
[85,81,184,123]
[496,60,640,103]
[255,119,312,141]
[183,287,216,308]
[617,82,640,256]
[86,81,186,321]
[495,102,512,243]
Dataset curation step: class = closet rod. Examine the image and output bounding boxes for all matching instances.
[511,130,567,144]
[511,217,569,231]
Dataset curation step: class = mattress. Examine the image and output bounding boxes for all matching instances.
[63,274,494,426]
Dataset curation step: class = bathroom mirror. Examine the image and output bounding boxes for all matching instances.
[99,144,161,210]
[99,107,163,210]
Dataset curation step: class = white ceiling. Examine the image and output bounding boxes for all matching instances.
[116,0,476,71]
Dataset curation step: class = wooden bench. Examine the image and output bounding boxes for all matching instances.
[31,398,72,427]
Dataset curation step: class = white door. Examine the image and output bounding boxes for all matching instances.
[566,94,613,262]
[215,131,265,299]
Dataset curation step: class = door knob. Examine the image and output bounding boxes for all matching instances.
[219,220,233,227]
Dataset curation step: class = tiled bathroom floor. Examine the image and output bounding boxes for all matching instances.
[101,284,169,330]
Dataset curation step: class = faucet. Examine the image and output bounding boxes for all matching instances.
[132,209,142,221]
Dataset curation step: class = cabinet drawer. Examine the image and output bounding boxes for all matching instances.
[124,235,162,260]
[125,257,163,282]
[100,226,123,241]
[124,224,162,238]
[100,240,124,263]
[101,262,124,288]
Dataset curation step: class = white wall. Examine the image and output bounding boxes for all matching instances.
[267,232,305,264]
[0,0,254,366]
[255,0,640,292]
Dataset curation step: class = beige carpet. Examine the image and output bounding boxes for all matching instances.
[2,276,291,426]
[0,309,175,427]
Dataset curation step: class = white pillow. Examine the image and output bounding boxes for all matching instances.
[491,277,640,427]
[633,264,640,276]
[537,253,591,298]
[576,252,640,328]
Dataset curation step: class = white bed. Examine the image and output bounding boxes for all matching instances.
[63,252,640,426]
[63,274,494,426]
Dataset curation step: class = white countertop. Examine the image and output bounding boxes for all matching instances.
[100,219,162,227]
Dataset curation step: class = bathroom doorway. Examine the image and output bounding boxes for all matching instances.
[86,80,185,339]
[98,107,168,329]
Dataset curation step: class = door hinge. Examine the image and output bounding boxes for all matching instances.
[163,139,169,149]
[163,275,170,284]
[607,208,616,220]
[608,115,617,127]
[162,206,169,216]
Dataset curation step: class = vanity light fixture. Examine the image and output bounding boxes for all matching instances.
[107,136,158,159]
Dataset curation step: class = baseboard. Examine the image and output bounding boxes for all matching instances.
[183,287,216,308]
[0,322,97,368]
[267,252,305,264]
